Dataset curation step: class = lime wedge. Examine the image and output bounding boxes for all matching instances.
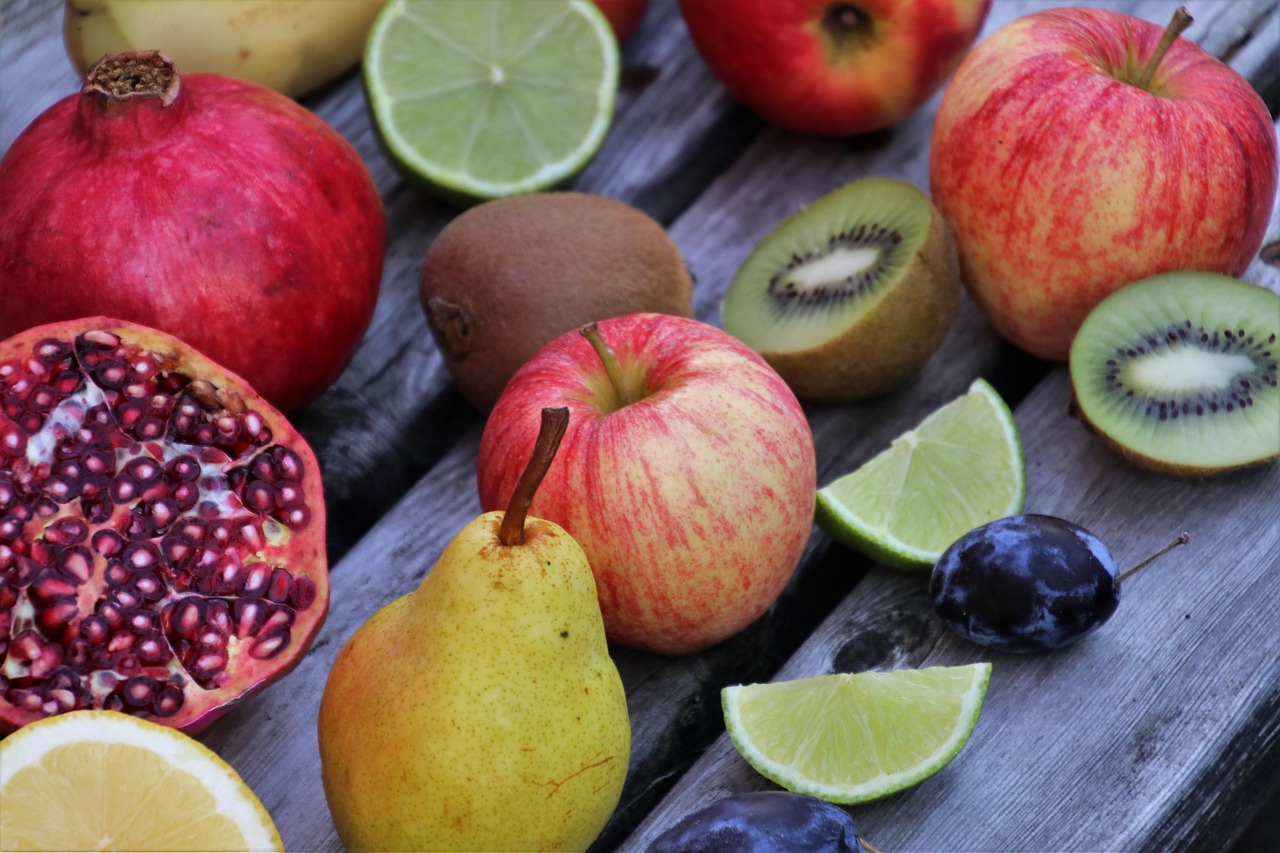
[723,664,991,805]
[364,0,619,203]
[815,377,1025,571]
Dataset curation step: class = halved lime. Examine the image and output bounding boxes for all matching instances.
[723,663,991,805]
[364,0,619,203]
[815,377,1025,571]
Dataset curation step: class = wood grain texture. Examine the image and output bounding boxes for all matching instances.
[2,0,1279,851]
[622,365,1280,852]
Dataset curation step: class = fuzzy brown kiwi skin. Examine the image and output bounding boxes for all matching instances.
[420,192,694,412]
[759,205,962,403]
[1067,389,1280,477]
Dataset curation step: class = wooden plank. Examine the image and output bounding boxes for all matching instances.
[620,362,1280,852]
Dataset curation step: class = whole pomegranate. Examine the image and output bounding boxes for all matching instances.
[0,317,329,734]
[0,51,385,412]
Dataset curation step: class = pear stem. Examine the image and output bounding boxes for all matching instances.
[1117,531,1190,584]
[497,407,569,547]
[579,322,634,408]
[1132,7,1193,91]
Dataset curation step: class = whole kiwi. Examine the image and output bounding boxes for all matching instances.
[420,192,693,411]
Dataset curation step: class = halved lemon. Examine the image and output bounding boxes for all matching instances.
[815,377,1025,571]
[0,710,283,852]
[723,663,992,804]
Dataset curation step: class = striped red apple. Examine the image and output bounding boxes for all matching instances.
[930,6,1279,361]
[476,313,817,656]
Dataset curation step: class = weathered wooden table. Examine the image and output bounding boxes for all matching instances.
[4,0,1279,850]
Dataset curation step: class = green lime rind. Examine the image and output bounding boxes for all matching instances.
[364,0,619,204]
[815,377,1026,572]
[722,663,992,805]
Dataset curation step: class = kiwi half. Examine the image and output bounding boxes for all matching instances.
[420,192,693,411]
[1069,271,1280,475]
[720,177,960,403]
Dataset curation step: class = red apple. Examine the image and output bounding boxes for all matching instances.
[477,314,817,656]
[678,0,991,136]
[593,0,648,45]
[929,6,1279,362]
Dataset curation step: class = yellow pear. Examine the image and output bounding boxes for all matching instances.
[318,408,630,852]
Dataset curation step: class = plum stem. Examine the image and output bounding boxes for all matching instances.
[1133,7,1193,90]
[1117,531,1190,583]
[579,322,635,408]
[498,407,569,547]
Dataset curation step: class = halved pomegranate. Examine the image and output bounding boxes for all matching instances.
[0,318,328,734]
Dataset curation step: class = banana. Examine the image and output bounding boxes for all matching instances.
[64,0,385,99]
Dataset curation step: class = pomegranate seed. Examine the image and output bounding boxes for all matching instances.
[117,402,144,428]
[107,631,136,653]
[136,417,166,440]
[32,570,78,603]
[115,654,141,676]
[234,598,266,636]
[279,505,311,530]
[206,599,232,635]
[249,627,290,660]
[30,644,66,680]
[79,615,109,645]
[46,517,89,545]
[93,361,128,389]
[194,652,227,674]
[169,598,205,639]
[122,676,157,707]
[114,588,141,610]
[35,339,72,363]
[273,479,304,509]
[137,634,169,664]
[290,575,317,611]
[160,532,193,565]
[104,560,131,587]
[244,480,274,512]
[109,475,137,504]
[57,545,93,581]
[12,629,45,661]
[266,568,292,603]
[38,599,79,633]
[125,457,161,485]
[125,542,159,570]
[80,330,120,349]
[167,455,200,482]
[99,600,126,628]
[133,573,163,601]
[102,693,126,712]
[242,563,271,596]
[238,522,265,551]
[52,370,83,394]
[152,682,184,716]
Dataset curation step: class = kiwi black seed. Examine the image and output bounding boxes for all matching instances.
[720,177,961,403]
[420,192,693,411]
[1069,270,1280,475]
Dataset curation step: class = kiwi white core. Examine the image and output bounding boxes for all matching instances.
[784,247,882,292]
[1125,347,1255,394]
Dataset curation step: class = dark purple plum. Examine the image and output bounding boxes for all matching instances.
[930,514,1187,653]
[647,791,875,853]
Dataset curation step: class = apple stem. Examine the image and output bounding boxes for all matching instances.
[579,322,635,408]
[1117,531,1190,584]
[498,407,569,547]
[1133,6,1193,91]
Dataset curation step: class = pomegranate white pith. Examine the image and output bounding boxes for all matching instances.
[0,319,328,734]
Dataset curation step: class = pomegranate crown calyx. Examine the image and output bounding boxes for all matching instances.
[84,51,181,107]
